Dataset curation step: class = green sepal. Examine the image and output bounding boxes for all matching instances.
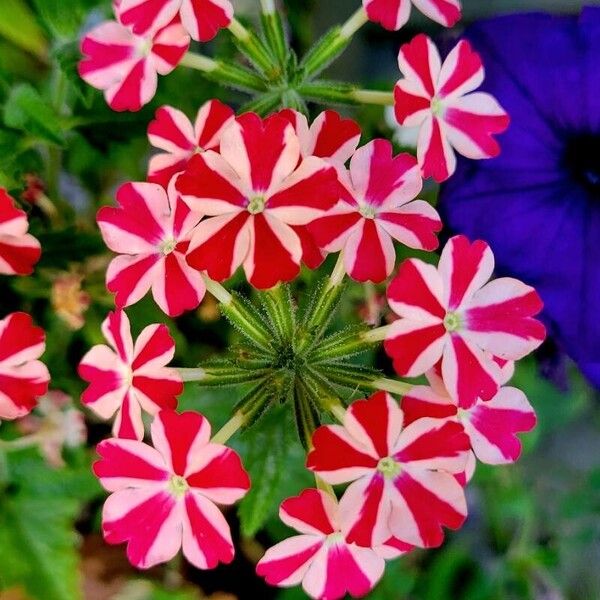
[308,325,372,363]
[293,377,322,449]
[231,24,280,81]
[259,284,296,343]
[240,91,284,116]
[317,362,382,393]
[220,291,275,354]
[260,11,288,69]
[299,27,350,80]
[197,360,269,387]
[234,378,277,428]
[205,60,268,93]
[298,80,358,105]
[297,278,345,352]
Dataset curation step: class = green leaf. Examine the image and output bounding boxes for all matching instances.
[238,408,295,537]
[0,0,47,60]
[31,0,94,38]
[4,84,66,146]
[0,449,101,600]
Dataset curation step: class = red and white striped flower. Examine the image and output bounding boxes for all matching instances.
[277,109,362,166]
[0,313,49,421]
[384,235,546,408]
[148,101,235,187]
[394,34,509,182]
[98,180,205,317]
[116,0,233,42]
[403,378,536,467]
[256,488,385,600]
[307,392,470,548]
[276,109,362,269]
[78,18,190,112]
[309,139,440,283]
[363,0,461,30]
[0,189,41,276]
[94,410,250,569]
[78,311,183,440]
[176,113,340,289]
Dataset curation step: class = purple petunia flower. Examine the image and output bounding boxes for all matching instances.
[439,8,600,388]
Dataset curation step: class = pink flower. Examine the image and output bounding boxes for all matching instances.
[148,100,235,188]
[402,361,536,467]
[176,113,340,289]
[0,188,41,276]
[97,180,205,317]
[363,0,461,30]
[94,409,250,569]
[384,235,546,408]
[0,313,49,421]
[116,0,233,42]
[277,109,362,270]
[78,18,190,112]
[394,34,509,182]
[308,139,441,283]
[78,310,183,440]
[256,489,385,600]
[307,392,470,548]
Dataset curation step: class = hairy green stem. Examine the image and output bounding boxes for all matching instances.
[228,17,279,78]
[211,412,246,444]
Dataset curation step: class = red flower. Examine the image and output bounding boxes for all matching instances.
[78,18,190,112]
[98,180,205,317]
[402,361,536,467]
[0,313,49,421]
[276,109,362,270]
[309,139,441,283]
[0,188,41,276]
[176,113,340,289]
[148,101,235,187]
[384,235,546,408]
[116,0,233,42]
[78,311,182,440]
[363,0,461,30]
[394,34,509,182]
[94,410,250,569]
[307,392,470,548]
[256,489,385,600]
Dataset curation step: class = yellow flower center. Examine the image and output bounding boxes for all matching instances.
[169,474,189,497]
[247,195,266,214]
[377,456,401,478]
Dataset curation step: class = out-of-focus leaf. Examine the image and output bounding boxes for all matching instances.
[52,42,96,108]
[238,407,294,537]
[4,84,66,146]
[35,227,105,269]
[0,449,100,600]
[0,0,47,61]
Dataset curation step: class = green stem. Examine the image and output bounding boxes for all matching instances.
[202,275,233,305]
[228,17,279,78]
[328,252,346,288]
[211,412,246,444]
[180,52,267,93]
[351,89,395,105]
[370,377,413,396]
[315,474,336,497]
[177,367,206,382]
[362,324,393,343]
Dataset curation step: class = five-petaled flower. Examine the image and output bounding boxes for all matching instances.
[0,188,41,276]
[148,100,235,187]
[0,312,50,421]
[94,410,250,569]
[363,0,462,30]
[384,235,546,408]
[309,139,441,283]
[256,488,386,600]
[176,112,340,289]
[402,360,536,470]
[78,310,183,440]
[78,17,190,112]
[394,34,510,182]
[307,392,470,548]
[98,180,205,317]
[115,0,234,42]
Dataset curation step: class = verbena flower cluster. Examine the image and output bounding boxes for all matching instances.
[0,1,549,598]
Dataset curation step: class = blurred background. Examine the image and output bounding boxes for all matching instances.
[0,1,599,600]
